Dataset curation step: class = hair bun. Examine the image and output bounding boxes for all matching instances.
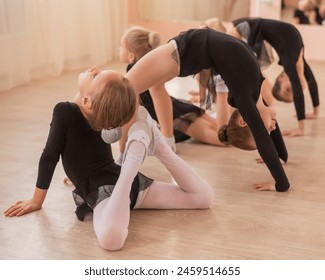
[148,32,161,49]
[218,124,229,143]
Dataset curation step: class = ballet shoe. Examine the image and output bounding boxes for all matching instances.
[136,106,159,155]
[101,127,122,144]
[135,106,176,155]
[136,106,176,152]
[123,106,158,165]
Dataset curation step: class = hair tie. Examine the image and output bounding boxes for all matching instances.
[223,127,228,142]
[101,127,122,144]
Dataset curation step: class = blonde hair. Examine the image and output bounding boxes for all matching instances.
[218,110,256,151]
[201,17,227,33]
[123,26,161,61]
[89,77,137,131]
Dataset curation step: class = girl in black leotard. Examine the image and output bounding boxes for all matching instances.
[91,28,290,192]
[4,67,213,251]
[230,17,320,137]
[119,26,231,150]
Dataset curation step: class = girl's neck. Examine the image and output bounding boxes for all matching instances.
[72,92,89,120]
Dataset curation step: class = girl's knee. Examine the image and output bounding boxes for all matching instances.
[192,185,214,209]
[201,186,214,208]
[97,226,128,251]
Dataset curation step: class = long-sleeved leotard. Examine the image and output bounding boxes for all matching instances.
[171,28,289,191]
[36,102,152,219]
[233,17,319,121]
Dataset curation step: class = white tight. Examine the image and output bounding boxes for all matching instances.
[93,124,213,251]
[135,129,213,209]
[93,140,146,251]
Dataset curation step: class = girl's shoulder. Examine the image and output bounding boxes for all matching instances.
[52,102,80,125]
[53,101,78,115]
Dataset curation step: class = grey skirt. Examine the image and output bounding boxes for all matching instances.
[72,173,153,221]
[236,21,274,70]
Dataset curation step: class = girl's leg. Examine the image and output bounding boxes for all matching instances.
[93,118,151,250]
[296,49,307,91]
[282,51,305,122]
[136,123,214,209]
[303,57,319,109]
[135,179,213,210]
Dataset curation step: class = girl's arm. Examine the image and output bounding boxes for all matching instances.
[4,187,47,217]
[149,82,175,151]
[303,58,320,119]
[5,103,69,217]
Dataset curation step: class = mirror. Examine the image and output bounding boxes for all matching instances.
[281,0,325,25]
[136,0,251,22]
[274,0,325,62]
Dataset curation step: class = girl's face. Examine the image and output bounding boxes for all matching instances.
[277,72,294,102]
[78,67,122,98]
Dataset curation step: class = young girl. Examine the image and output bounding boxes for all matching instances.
[229,17,320,137]
[119,25,231,147]
[92,28,290,192]
[4,67,214,251]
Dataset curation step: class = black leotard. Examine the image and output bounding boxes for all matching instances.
[233,18,319,121]
[36,102,152,218]
[172,28,290,191]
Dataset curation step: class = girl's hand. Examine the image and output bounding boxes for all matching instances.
[4,199,42,217]
[253,183,276,191]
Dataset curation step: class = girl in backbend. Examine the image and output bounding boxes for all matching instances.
[229,17,320,137]
[119,25,232,149]
[92,27,290,192]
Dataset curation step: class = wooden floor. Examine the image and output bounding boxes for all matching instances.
[1,61,325,260]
